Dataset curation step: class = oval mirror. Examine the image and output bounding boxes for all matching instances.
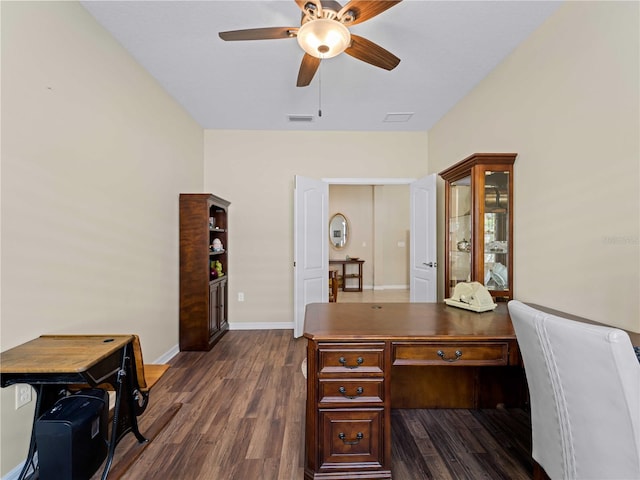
[329,213,349,249]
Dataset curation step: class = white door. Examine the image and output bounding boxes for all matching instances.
[293,175,328,338]
[410,174,437,302]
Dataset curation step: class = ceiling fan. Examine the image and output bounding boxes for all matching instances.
[219,0,402,87]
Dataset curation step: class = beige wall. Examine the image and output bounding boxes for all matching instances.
[203,131,428,326]
[428,1,639,332]
[328,185,410,289]
[1,2,204,475]
[374,185,410,288]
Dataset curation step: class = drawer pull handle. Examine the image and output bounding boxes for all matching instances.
[338,386,364,399]
[338,356,364,369]
[338,432,364,445]
[437,349,463,362]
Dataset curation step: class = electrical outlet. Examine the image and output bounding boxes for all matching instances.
[15,384,32,409]
[238,292,245,302]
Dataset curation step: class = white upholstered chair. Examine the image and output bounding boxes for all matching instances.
[508,301,640,480]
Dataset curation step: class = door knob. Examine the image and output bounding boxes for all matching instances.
[423,262,437,267]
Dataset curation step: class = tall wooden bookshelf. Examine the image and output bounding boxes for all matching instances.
[179,194,229,351]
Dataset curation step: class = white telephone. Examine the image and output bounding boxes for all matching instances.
[444,281,497,312]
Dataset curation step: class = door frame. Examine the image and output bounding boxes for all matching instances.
[322,178,417,185]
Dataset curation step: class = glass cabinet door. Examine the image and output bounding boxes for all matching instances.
[447,176,472,296]
[440,153,516,301]
[482,170,510,296]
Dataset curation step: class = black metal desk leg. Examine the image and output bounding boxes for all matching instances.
[16,385,42,480]
[123,358,147,444]
[101,345,147,480]
[101,367,124,480]
[18,385,63,480]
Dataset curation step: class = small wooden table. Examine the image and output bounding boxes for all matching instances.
[329,259,365,292]
[303,302,523,480]
[0,335,148,480]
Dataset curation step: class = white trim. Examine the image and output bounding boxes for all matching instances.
[354,284,409,290]
[229,322,294,330]
[153,344,179,364]
[371,284,409,291]
[321,177,416,185]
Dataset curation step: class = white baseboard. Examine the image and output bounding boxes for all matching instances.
[229,322,294,330]
[153,344,179,364]
[372,284,409,290]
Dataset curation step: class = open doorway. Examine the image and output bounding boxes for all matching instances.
[328,184,410,299]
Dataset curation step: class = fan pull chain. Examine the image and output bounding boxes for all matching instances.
[318,58,322,117]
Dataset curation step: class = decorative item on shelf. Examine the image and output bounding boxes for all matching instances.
[210,260,224,279]
[211,238,224,252]
[486,262,507,289]
[215,261,224,277]
[457,238,471,252]
[209,217,215,229]
[486,240,507,253]
[484,183,508,211]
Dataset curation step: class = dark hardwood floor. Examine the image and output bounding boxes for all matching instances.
[98,330,533,479]
[391,409,532,479]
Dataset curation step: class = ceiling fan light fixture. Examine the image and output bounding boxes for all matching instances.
[296,19,350,59]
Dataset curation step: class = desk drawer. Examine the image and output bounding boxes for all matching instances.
[319,409,384,468]
[393,342,510,366]
[318,379,384,405]
[318,343,384,375]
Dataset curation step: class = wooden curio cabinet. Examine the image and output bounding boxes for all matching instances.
[179,194,229,351]
[439,153,516,301]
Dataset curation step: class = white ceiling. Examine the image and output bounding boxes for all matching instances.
[81,0,562,132]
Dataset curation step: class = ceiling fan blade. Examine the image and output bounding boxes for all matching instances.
[338,0,402,26]
[297,54,321,87]
[219,27,297,41]
[345,34,400,70]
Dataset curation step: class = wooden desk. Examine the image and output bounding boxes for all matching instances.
[329,259,365,292]
[0,335,147,480]
[303,302,523,480]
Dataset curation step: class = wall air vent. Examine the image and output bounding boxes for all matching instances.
[287,114,314,123]
[383,112,414,123]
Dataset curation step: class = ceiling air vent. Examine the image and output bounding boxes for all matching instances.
[383,112,414,123]
[288,114,314,123]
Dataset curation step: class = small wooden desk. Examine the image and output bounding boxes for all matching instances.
[303,302,523,480]
[0,335,148,480]
[329,259,365,292]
